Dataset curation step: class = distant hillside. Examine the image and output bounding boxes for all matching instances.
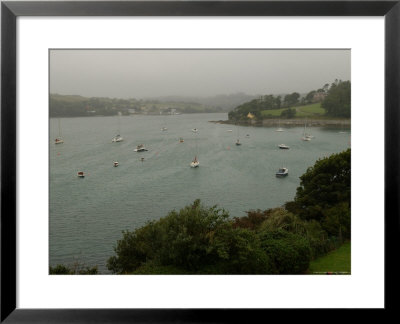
[145,93,258,112]
[228,80,350,122]
[49,94,230,117]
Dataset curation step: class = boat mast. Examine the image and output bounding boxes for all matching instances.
[58,118,62,138]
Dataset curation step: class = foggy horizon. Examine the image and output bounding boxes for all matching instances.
[50,49,350,99]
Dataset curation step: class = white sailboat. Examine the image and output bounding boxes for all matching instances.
[112,112,124,142]
[339,122,347,134]
[54,119,64,144]
[301,119,311,141]
[190,132,199,167]
[275,119,284,132]
[235,124,242,146]
[190,156,199,168]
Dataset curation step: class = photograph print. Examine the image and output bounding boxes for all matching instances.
[49,49,351,275]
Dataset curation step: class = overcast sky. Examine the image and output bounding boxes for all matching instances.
[50,49,350,98]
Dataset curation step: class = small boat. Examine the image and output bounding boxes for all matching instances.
[192,128,198,133]
[55,119,64,144]
[134,144,148,152]
[140,157,145,162]
[112,134,123,142]
[301,119,312,141]
[235,139,242,146]
[227,129,233,132]
[113,161,119,167]
[278,144,290,149]
[77,171,85,178]
[161,127,168,131]
[275,119,284,132]
[112,113,124,142]
[190,156,199,168]
[179,137,184,143]
[246,134,250,137]
[276,168,289,177]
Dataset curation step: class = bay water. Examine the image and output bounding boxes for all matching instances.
[50,113,350,273]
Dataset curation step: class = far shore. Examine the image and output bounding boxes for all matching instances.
[210,118,351,127]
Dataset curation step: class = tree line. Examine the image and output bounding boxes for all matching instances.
[228,79,351,121]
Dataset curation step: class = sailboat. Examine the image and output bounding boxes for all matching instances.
[54,119,64,144]
[301,119,311,141]
[235,124,242,145]
[276,167,289,177]
[190,132,199,167]
[190,155,199,168]
[134,144,148,152]
[276,146,289,177]
[112,112,123,142]
[339,122,347,134]
[275,119,284,132]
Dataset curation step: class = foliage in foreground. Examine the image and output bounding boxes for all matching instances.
[49,263,98,275]
[285,149,351,240]
[107,200,312,274]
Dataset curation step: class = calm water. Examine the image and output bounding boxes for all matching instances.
[50,113,350,273]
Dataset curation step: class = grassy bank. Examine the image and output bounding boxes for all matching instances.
[308,242,351,274]
[261,103,325,118]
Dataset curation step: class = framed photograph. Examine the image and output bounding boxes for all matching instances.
[1,0,399,321]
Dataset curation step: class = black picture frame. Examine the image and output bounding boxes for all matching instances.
[1,1,399,322]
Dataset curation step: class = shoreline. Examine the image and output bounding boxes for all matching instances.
[210,118,351,127]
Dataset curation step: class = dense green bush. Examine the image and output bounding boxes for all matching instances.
[108,200,314,274]
[258,229,311,274]
[285,149,350,232]
[108,200,233,274]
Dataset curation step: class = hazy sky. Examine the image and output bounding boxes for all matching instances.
[50,49,350,98]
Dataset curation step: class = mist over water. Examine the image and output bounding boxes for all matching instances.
[50,113,350,272]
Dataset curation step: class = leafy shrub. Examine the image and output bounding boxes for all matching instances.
[108,200,232,274]
[232,209,269,231]
[258,229,311,274]
[49,263,98,275]
[209,225,273,274]
[285,149,350,223]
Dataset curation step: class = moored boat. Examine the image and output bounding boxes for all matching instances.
[112,134,123,142]
[190,156,199,168]
[134,144,148,152]
[275,168,289,177]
